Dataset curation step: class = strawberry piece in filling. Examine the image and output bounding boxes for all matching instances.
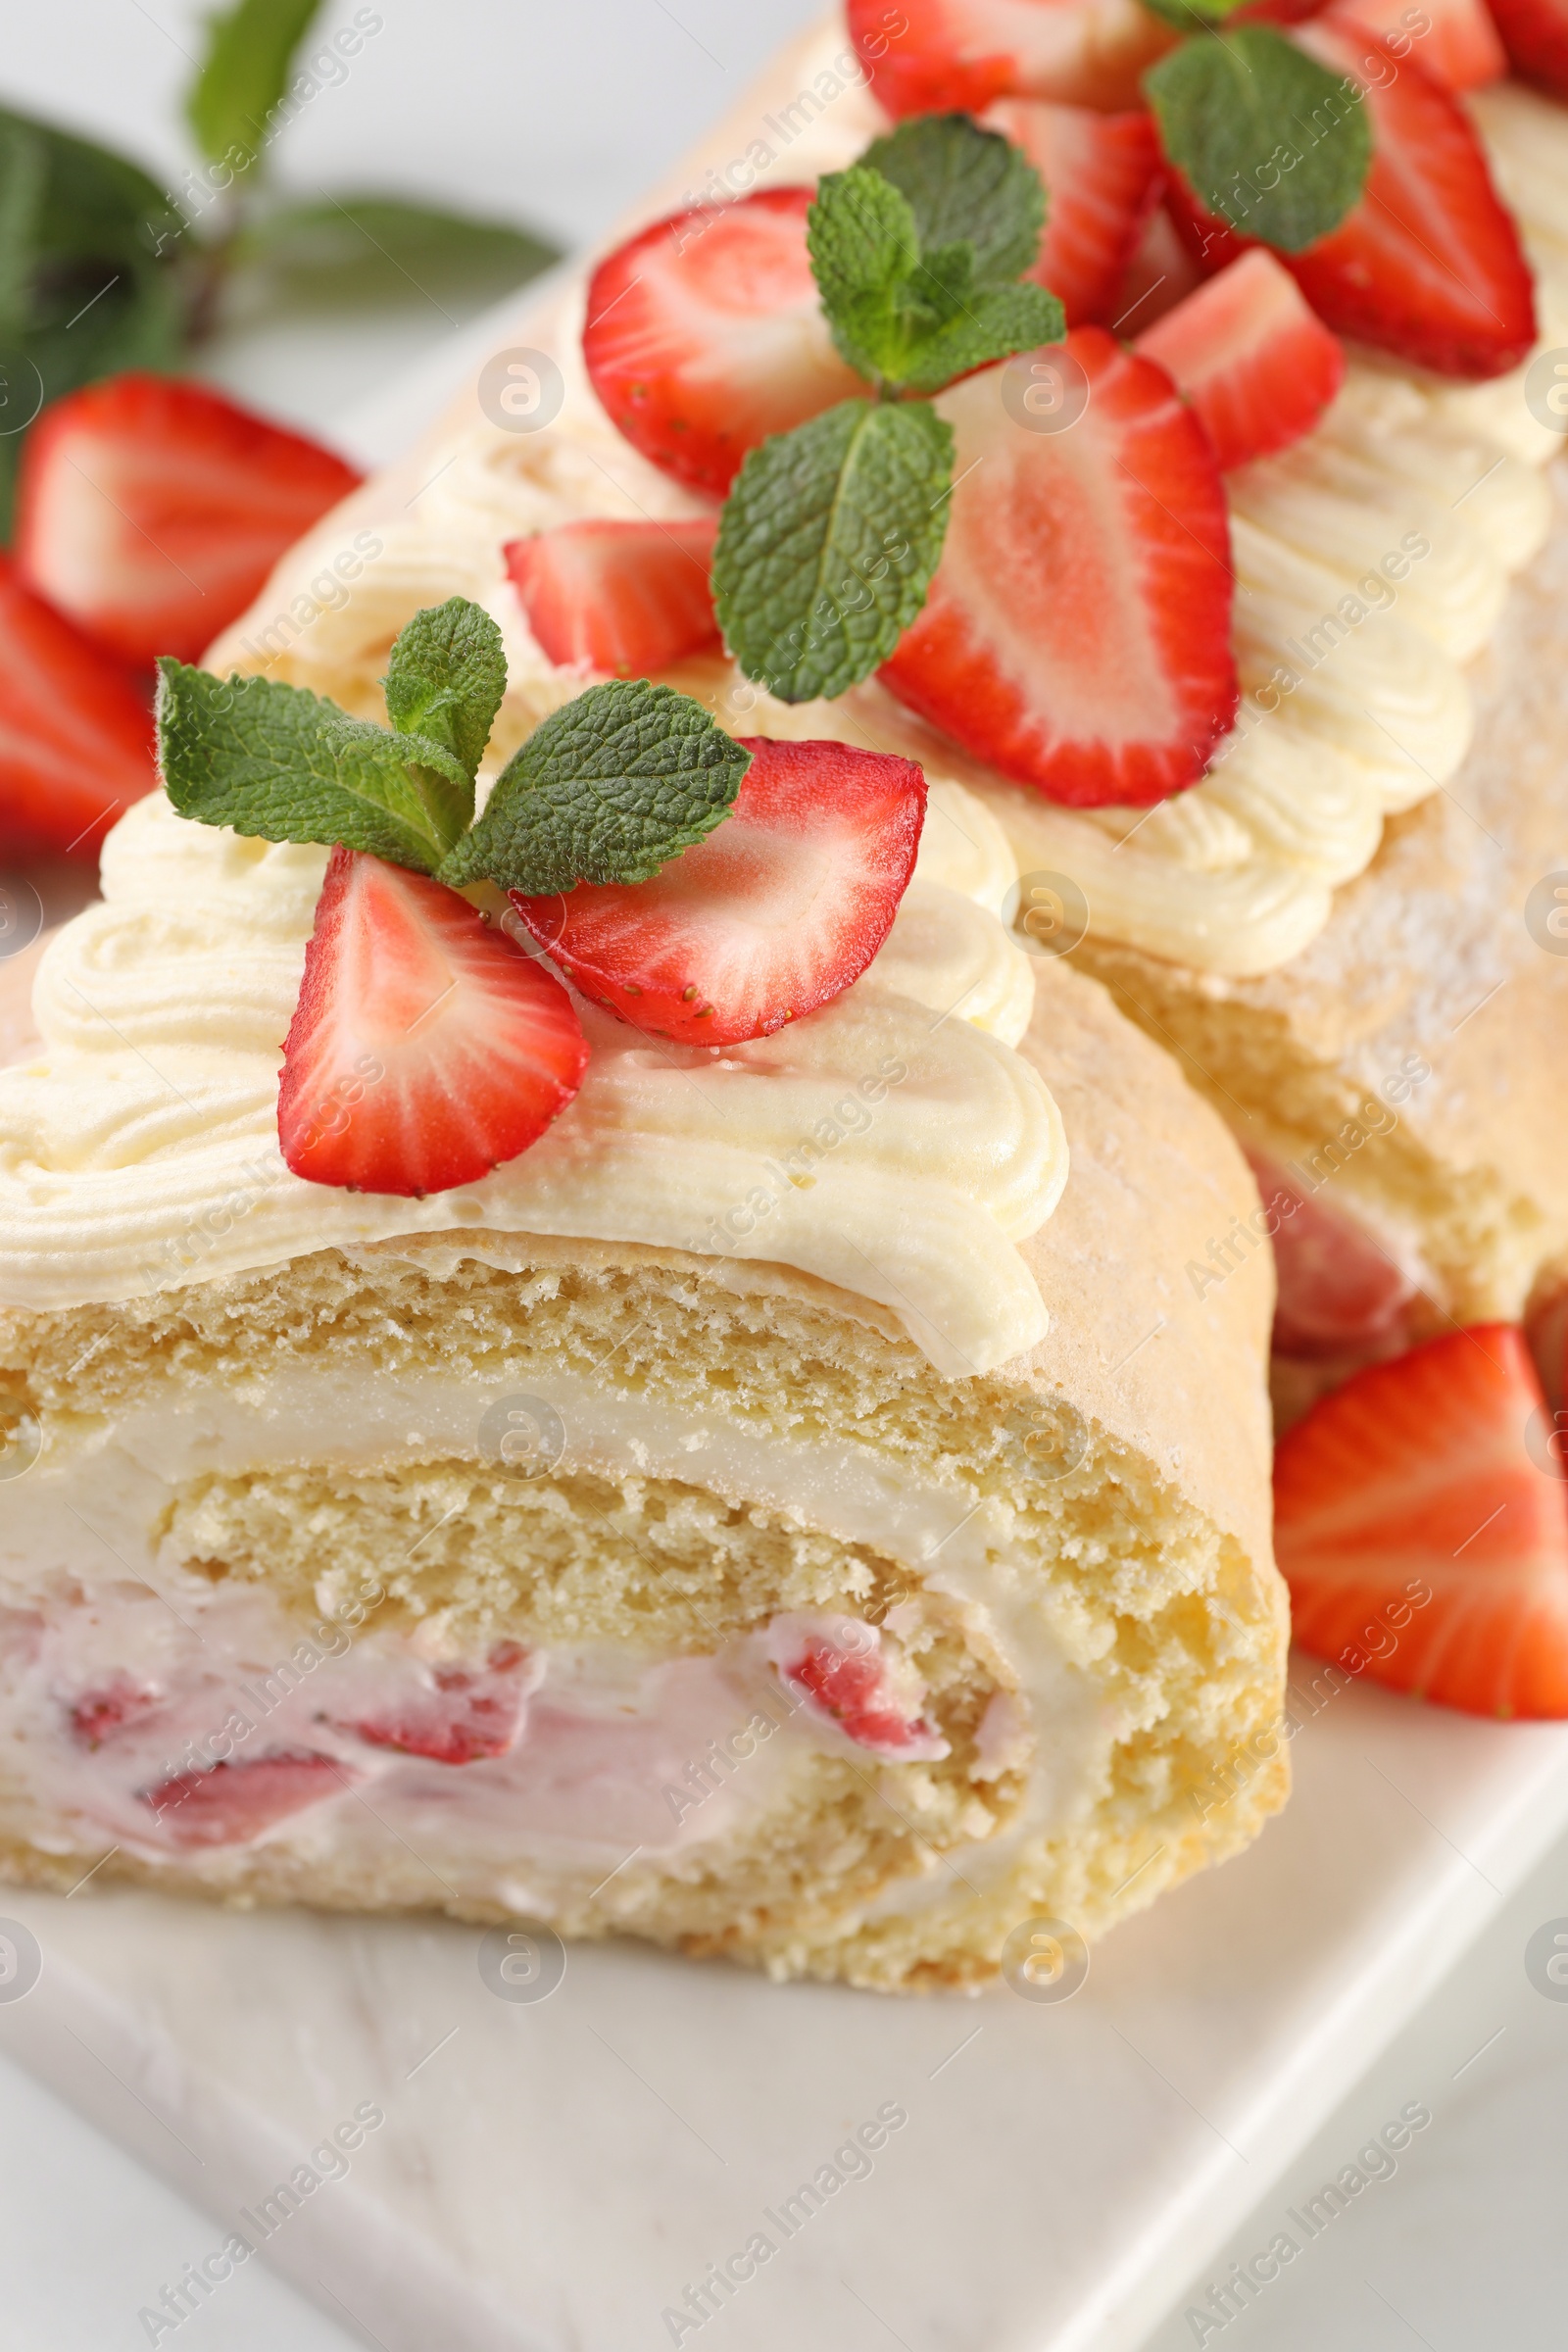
[138,1750,349,1848]
[1249,1152,1416,1359]
[766,1617,949,1760]
[68,1675,165,1750]
[324,1643,533,1764]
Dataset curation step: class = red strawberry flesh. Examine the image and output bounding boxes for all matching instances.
[1246,1151,1415,1357]
[0,553,157,860]
[1136,249,1346,471]
[582,188,863,497]
[326,1643,532,1764]
[880,324,1237,806]
[984,100,1165,326]
[16,372,362,666]
[139,1749,349,1847]
[779,1633,948,1758]
[1324,0,1506,88]
[68,1675,165,1750]
[1486,0,1568,95]
[510,735,926,1048]
[278,849,588,1197]
[1274,1325,1568,1718]
[505,517,719,675]
[847,0,1177,114]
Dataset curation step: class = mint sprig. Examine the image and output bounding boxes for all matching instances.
[157,597,750,897]
[438,680,751,896]
[712,401,953,705]
[715,113,1062,707]
[1146,25,1373,252]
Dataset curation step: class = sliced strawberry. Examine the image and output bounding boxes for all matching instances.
[278,849,588,1196]
[1246,1151,1414,1357]
[1108,202,1207,333]
[983,101,1165,325]
[0,555,156,860]
[1274,1325,1568,1718]
[139,1749,349,1847]
[326,1643,532,1764]
[510,736,924,1048]
[1324,0,1506,87]
[1135,250,1346,471]
[1166,25,1536,380]
[504,517,719,676]
[773,1625,949,1759]
[848,0,1176,113]
[582,189,862,497]
[68,1675,165,1750]
[1486,0,1568,94]
[15,373,362,667]
[880,325,1236,807]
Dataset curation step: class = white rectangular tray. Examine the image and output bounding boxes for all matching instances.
[5,1676,1567,2352]
[9,244,1567,2352]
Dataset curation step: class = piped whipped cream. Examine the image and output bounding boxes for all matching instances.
[0,777,1058,1374]
[204,47,1568,985]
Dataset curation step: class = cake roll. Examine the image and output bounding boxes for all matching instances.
[0,760,1283,1986]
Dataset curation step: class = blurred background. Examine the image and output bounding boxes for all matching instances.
[0,4,1565,2347]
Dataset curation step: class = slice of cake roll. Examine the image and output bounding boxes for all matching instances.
[0,764,1284,1989]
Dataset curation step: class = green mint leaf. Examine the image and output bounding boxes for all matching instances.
[711,399,953,706]
[382,591,507,843]
[1146,26,1373,253]
[885,277,1065,398]
[233,195,560,306]
[438,680,751,897]
[857,114,1046,287]
[0,106,185,536]
[807,164,922,388]
[1140,0,1246,27]
[156,661,452,875]
[185,0,325,176]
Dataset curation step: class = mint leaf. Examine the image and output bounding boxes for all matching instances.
[156,662,455,874]
[186,0,325,176]
[807,165,921,387]
[1140,0,1246,26]
[808,166,1063,395]
[858,114,1046,287]
[379,596,506,846]
[883,270,1064,398]
[234,196,559,307]
[1146,26,1373,253]
[0,106,185,535]
[439,680,751,897]
[711,399,953,705]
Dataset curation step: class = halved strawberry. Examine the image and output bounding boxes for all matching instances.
[581,189,862,497]
[1135,250,1346,470]
[1166,25,1536,379]
[0,554,156,859]
[278,849,588,1196]
[15,373,362,667]
[1324,0,1506,88]
[848,0,1177,113]
[1108,202,1207,333]
[140,1750,349,1847]
[326,1643,532,1764]
[879,325,1236,807]
[509,736,925,1048]
[1246,1151,1414,1357]
[1486,0,1568,94]
[983,101,1165,325]
[504,517,719,676]
[1274,1325,1568,1718]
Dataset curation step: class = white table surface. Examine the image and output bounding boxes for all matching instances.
[3,5,1565,2347]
